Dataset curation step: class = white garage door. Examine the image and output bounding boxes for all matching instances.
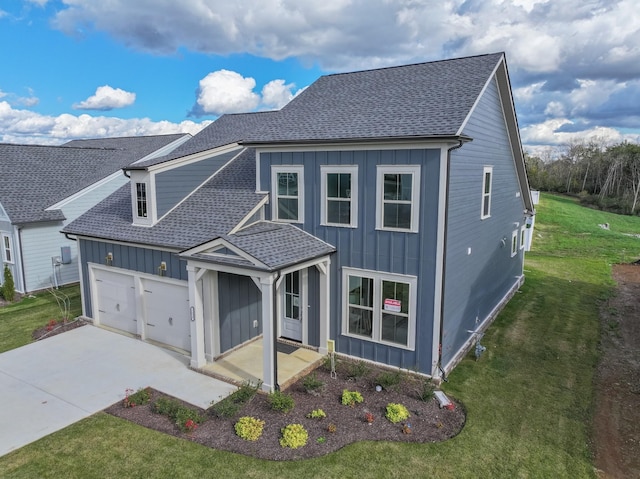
[93,269,137,334]
[142,278,191,352]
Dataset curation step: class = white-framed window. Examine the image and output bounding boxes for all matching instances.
[376,165,420,232]
[342,267,417,350]
[321,165,358,227]
[520,225,526,250]
[135,182,148,218]
[511,229,518,257]
[2,233,13,264]
[272,166,304,223]
[481,166,493,219]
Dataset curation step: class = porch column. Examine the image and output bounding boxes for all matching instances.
[260,274,276,392]
[317,258,331,355]
[187,264,206,369]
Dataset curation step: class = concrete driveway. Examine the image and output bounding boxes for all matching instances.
[0,325,237,457]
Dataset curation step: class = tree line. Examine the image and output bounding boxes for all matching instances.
[525,141,640,215]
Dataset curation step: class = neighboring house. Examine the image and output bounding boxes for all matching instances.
[0,134,190,294]
[64,53,534,391]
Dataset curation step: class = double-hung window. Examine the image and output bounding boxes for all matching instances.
[135,182,148,218]
[2,234,13,264]
[376,166,420,232]
[321,165,357,227]
[481,166,493,219]
[272,166,304,223]
[343,267,417,350]
[511,229,518,257]
[520,225,526,250]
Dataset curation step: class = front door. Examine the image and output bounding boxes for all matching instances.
[281,271,302,341]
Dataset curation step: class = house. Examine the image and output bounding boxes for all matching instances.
[0,134,190,294]
[64,53,534,391]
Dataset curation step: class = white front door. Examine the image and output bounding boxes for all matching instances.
[281,271,302,341]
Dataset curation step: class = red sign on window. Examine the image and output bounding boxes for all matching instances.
[383,298,401,312]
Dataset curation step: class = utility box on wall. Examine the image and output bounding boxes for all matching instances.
[61,246,72,264]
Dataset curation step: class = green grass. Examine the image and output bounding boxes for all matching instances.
[2,193,639,477]
[0,285,82,353]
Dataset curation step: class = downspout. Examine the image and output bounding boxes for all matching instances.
[437,139,465,381]
[272,270,281,391]
[123,169,131,178]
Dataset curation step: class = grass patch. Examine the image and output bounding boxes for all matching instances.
[2,194,637,477]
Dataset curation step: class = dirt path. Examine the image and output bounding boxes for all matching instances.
[593,263,640,478]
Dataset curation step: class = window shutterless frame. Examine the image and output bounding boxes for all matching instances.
[375,165,420,232]
[481,166,493,219]
[271,166,305,223]
[1,233,13,264]
[135,182,148,218]
[320,165,358,227]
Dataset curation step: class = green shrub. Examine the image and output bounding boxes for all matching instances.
[1,265,15,302]
[345,360,369,379]
[268,390,295,413]
[154,397,180,417]
[385,403,410,423]
[341,389,363,407]
[302,372,324,394]
[375,369,403,390]
[153,396,204,432]
[306,408,326,419]
[417,379,435,402]
[210,381,259,418]
[234,416,265,441]
[279,423,308,449]
[124,387,151,408]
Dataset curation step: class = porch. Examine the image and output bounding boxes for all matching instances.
[198,337,325,391]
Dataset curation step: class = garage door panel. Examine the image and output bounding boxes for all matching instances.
[143,279,190,352]
[94,269,137,334]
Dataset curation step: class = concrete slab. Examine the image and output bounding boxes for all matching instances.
[0,326,237,457]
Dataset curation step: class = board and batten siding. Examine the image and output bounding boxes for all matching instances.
[155,149,240,217]
[217,272,262,353]
[442,76,526,368]
[260,148,442,374]
[79,238,187,318]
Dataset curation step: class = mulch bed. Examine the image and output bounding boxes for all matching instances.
[32,318,88,341]
[105,361,466,461]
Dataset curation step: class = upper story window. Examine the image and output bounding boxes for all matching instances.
[481,166,493,219]
[376,165,420,233]
[520,225,526,250]
[2,234,13,264]
[135,182,148,218]
[272,166,304,223]
[511,229,518,257]
[321,165,358,227]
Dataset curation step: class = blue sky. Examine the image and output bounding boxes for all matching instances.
[1,0,639,156]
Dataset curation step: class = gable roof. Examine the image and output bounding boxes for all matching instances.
[244,53,505,144]
[0,134,188,225]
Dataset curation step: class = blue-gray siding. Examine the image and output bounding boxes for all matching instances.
[155,149,240,217]
[218,272,262,352]
[79,239,187,317]
[260,148,441,374]
[307,266,320,347]
[442,77,525,365]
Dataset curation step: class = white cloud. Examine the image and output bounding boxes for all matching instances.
[73,85,136,111]
[0,100,208,144]
[261,79,299,109]
[192,70,260,116]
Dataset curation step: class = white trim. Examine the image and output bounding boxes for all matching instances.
[341,266,417,351]
[130,134,192,166]
[271,165,305,223]
[519,224,526,250]
[75,235,181,254]
[46,170,125,211]
[320,165,358,228]
[375,165,421,233]
[511,230,518,257]
[130,171,154,226]
[1,232,14,264]
[181,237,269,270]
[0,201,9,221]
[143,144,243,173]
[481,166,493,220]
[229,195,269,234]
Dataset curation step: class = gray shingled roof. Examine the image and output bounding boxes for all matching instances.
[0,134,186,225]
[64,148,267,250]
[244,53,504,144]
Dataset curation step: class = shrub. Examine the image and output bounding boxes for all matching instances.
[327,423,337,433]
[210,381,259,418]
[279,423,308,449]
[302,372,324,394]
[306,409,326,419]
[1,265,15,302]
[153,396,204,432]
[375,369,403,390]
[341,389,363,407]
[385,403,410,423]
[124,387,151,408]
[417,379,435,402]
[345,360,369,379]
[268,390,295,413]
[234,416,265,441]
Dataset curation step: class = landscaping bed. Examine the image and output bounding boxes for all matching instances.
[106,360,466,460]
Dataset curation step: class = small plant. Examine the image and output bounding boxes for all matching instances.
[210,381,259,418]
[268,390,295,413]
[306,409,326,419]
[327,423,337,433]
[302,372,324,395]
[124,387,151,408]
[364,411,374,423]
[45,319,58,332]
[417,379,436,402]
[341,389,363,407]
[345,360,369,379]
[1,265,15,302]
[234,416,265,441]
[316,436,326,444]
[375,369,403,390]
[279,423,308,449]
[184,419,198,434]
[385,403,410,423]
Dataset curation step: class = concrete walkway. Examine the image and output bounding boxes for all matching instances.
[0,326,237,457]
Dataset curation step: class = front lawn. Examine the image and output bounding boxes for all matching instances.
[1,194,638,477]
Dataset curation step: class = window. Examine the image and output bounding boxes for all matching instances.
[376,166,420,232]
[272,166,304,223]
[2,234,13,264]
[321,166,358,227]
[284,271,300,320]
[520,225,526,250]
[343,268,417,350]
[135,182,148,218]
[481,166,493,219]
[511,230,518,257]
